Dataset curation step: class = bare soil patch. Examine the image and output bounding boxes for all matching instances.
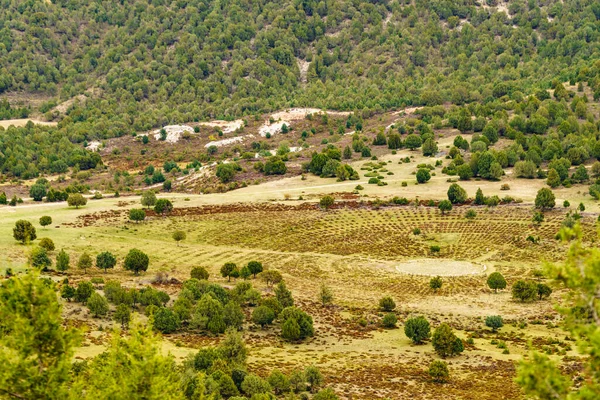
[395,258,486,276]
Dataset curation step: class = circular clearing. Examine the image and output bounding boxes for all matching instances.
[395,259,485,276]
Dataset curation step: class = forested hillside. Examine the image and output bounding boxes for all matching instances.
[1,0,599,136]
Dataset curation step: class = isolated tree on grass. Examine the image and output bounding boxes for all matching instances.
[78,252,92,274]
[485,315,504,332]
[56,249,70,272]
[141,191,157,208]
[474,188,485,205]
[67,193,87,209]
[129,208,146,222]
[428,360,449,383]
[96,251,117,273]
[319,195,335,210]
[416,168,431,184]
[39,215,52,228]
[124,249,149,275]
[535,188,555,210]
[430,276,443,292]
[438,200,453,215]
[172,230,186,246]
[319,284,333,307]
[487,272,507,293]
[404,316,431,344]
[13,220,37,244]
[432,323,464,358]
[247,261,263,278]
[379,296,396,312]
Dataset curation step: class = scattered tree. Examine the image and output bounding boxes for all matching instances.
[124,249,149,275]
[190,266,209,280]
[13,220,37,244]
[247,261,263,278]
[29,247,52,269]
[153,307,180,334]
[487,272,507,293]
[141,191,157,208]
[221,262,238,281]
[114,303,131,329]
[430,276,443,292]
[172,230,186,246]
[512,280,538,302]
[404,316,431,344]
[252,306,275,328]
[416,168,431,184]
[67,193,87,209]
[56,249,70,272]
[447,183,467,204]
[428,360,449,383]
[29,184,47,202]
[438,200,453,215]
[432,323,464,358]
[537,283,552,300]
[535,188,555,210]
[129,208,146,222]
[379,296,396,312]
[485,315,504,332]
[39,216,52,228]
[319,284,333,307]
[382,313,397,328]
[38,237,55,252]
[96,251,117,273]
[154,199,173,215]
[75,281,94,303]
[87,292,109,317]
[78,252,93,274]
[319,195,335,210]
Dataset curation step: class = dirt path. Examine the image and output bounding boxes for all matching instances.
[0,119,57,128]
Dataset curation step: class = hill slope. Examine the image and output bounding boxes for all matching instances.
[1,0,599,135]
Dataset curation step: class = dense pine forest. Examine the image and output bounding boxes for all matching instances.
[1,0,599,130]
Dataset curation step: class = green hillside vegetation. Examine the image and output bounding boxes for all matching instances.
[0,0,599,135]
